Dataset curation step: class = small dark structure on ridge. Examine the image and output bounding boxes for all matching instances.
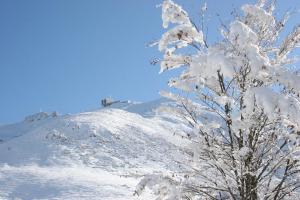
[101,97,120,107]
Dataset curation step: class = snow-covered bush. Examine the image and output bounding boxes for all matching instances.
[25,112,58,123]
[137,0,300,199]
[46,129,69,144]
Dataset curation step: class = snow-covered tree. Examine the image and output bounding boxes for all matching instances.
[136,0,300,199]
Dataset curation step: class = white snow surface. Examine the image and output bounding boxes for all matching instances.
[0,99,192,200]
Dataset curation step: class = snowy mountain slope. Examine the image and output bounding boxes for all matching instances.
[0,99,192,200]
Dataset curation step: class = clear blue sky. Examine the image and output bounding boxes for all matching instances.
[0,0,299,124]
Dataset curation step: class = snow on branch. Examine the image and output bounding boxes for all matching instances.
[161,0,190,28]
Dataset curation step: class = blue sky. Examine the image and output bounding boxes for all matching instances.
[0,0,299,124]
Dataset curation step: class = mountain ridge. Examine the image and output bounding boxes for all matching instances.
[0,98,191,200]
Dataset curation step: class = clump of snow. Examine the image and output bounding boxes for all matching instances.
[158,24,204,53]
[242,4,275,27]
[161,0,190,28]
[189,46,235,80]
[229,20,258,47]
[160,52,191,73]
[135,174,182,200]
[158,0,204,74]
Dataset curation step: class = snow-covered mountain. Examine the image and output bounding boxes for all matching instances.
[0,99,191,200]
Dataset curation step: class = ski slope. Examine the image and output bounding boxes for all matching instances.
[0,99,191,200]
